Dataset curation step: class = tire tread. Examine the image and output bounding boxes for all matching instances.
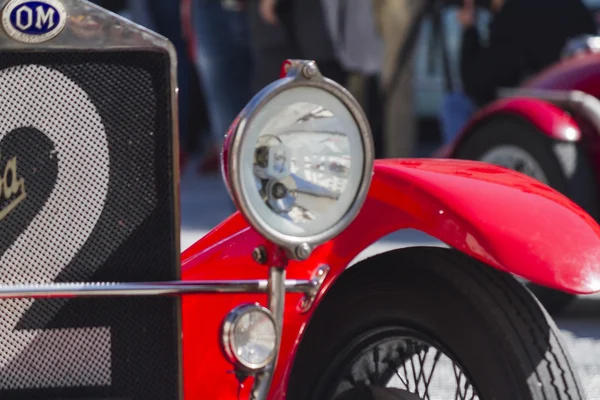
[288,247,584,400]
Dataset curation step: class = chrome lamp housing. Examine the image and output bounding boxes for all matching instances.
[222,60,375,260]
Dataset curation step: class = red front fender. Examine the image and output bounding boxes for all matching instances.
[180,158,600,399]
[360,159,600,292]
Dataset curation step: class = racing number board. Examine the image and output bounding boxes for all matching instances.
[0,49,181,399]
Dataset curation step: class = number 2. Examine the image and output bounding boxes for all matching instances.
[0,65,112,389]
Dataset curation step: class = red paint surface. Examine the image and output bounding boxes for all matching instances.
[447,98,581,157]
[180,159,600,399]
[280,59,292,78]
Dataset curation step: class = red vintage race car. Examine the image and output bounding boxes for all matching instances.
[1,1,600,399]
[442,34,600,314]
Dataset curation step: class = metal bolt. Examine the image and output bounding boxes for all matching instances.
[295,243,312,261]
[252,246,267,264]
[298,298,310,311]
[302,62,318,79]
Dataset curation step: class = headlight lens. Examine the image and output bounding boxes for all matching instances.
[239,86,364,239]
[222,304,277,371]
[224,61,374,254]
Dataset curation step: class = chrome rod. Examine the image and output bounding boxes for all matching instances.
[0,279,315,299]
[251,267,286,400]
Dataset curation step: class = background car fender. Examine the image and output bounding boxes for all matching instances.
[438,97,582,158]
[180,158,600,399]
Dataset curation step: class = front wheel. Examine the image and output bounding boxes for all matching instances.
[288,248,584,400]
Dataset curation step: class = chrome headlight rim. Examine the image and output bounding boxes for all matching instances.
[221,303,278,372]
[226,62,375,255]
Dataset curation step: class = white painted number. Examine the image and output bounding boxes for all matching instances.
[0,65,111,389]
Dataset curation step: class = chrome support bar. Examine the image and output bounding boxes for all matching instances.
[0,279,316,299]
[250,267,286,400]
[297,264,330,313]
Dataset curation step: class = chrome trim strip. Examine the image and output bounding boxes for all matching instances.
[0,279,315,299]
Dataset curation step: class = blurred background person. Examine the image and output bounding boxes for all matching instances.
[123,0,153,27]
[441,0,597,144]
[101,0,209,172]
[183,0,254,174]
[144,0,195,170]
[249,0,387,155]
[321,0,385,158]
[373,0,430,158]
[247,0,346,92]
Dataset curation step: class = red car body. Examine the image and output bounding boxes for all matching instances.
[180,158,600,399]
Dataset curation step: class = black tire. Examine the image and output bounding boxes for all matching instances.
[455,114,599,314]
[528,284,581,316]
[288,247,584,400]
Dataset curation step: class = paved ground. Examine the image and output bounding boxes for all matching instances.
[181,168,600,398]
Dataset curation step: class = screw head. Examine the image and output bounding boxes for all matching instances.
[295,243,312,261]
[302,62,318,79]
[252,246,267,264]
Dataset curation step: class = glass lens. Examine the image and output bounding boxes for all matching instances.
[253,103,352,225]
[240,86,364,238]
[233,310,276,366]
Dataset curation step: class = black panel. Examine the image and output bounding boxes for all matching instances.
[0,50,180,399]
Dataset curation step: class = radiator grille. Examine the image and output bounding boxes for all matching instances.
[0,50,180,399]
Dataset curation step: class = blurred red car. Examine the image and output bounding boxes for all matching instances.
[397,0,600,313]
[441,35,600,313]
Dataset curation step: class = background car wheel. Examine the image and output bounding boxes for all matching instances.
[455,114,599,315]
[288,247,584,400]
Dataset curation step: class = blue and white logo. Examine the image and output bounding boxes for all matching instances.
[2,0,66,43]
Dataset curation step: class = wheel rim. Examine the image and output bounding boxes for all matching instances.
[479,145,549,184]
[325,327,481,400]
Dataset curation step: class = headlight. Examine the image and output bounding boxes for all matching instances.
[221,304,277,371]
[222,60,374,258]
